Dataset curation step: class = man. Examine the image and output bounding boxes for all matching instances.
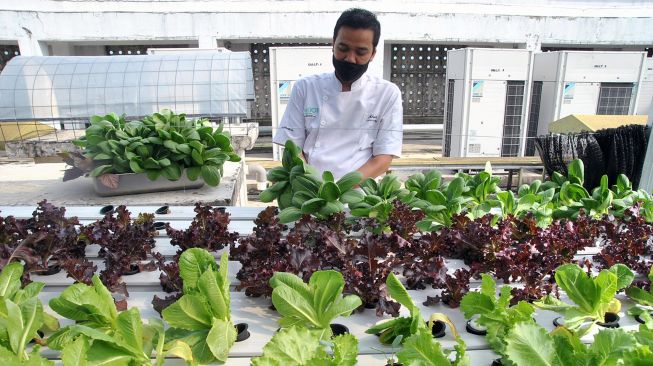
[272,8,403,180]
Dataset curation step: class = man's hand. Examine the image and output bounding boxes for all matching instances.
[356,154,394,180]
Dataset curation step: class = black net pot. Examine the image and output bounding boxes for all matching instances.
[235,323,250,342]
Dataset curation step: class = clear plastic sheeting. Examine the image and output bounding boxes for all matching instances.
[0,53,254,121]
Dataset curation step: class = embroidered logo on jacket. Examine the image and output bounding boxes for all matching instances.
[304,107,319,117]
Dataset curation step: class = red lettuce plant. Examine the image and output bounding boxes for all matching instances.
[152,202,239,312]
[83,206,157,295]
[425,268,473,308]
[593,204,653,276]
[24,200,85,274]
[165,203,239,254]
[231,207,289,297]
[0,212,36,283]
[339,232,402,316]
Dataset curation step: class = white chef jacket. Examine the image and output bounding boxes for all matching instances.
[273,72,403,179]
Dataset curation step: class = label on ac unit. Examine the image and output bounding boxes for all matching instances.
[472,80,484,97]
[468,144,481,154]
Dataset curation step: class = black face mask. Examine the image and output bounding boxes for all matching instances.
[332,55,369,84]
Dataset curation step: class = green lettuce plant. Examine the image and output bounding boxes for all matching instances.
[504,322,653,366]
[162,249,236,363]
[626,267,653,322]
[366,273,456,345]
[0,263,59,365]
[397,327,469,366]
[460,274,535,357]
[534,263,634,337]
[251,326,358,366]
[58,309,193,366]
[46,269,194,365]
[270,270,362,339]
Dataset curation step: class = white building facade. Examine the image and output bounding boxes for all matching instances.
[1,0,653,123]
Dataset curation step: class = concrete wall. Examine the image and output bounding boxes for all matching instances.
[2,0,653,78]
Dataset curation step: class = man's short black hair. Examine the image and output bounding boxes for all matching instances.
[333,8,381,48]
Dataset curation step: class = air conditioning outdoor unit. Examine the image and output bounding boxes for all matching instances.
[443,48,534,157]
[636,57,653,115]
[269,46,333,160]
[529,51,647,139]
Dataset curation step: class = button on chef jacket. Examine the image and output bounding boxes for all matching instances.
[273,72,403,180]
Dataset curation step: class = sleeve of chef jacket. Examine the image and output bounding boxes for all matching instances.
[372,84,403,157]
[272,79,306,149]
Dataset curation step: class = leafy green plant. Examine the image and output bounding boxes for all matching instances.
[405,176,472,231]
[535,263,634,336]
[162,249,236,363]
[349,175,408,232]
[626,267,653,321]
[260,140,308,210]
[58,309,193,366]
[396,327,469,366]
[67,109,240,186]
[460,274,535,357]
[366,273,455,345]
[270,270,362,339]
[46,270,194,365]
[260,140,363,224]
[504,322,652,366]
[457,162,501,206]
[498,182,555,227]
[0,262,59,333]
[48,274,121,334]
[251,326,358,366]
[0,263,59,365]
[403,170,443,201]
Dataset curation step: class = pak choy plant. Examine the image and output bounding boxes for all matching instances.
[366,273,457,345]
[278,169,363,224]
[65,109,240,186]
[162,249,237,364]
[456,162,502,218]
[498,180,555,227]
[459,274,535,360]
[251,326,358,366]
[48,273,194,365]
[259,139,307,210]
[348,174,408,233]
[0,263,59,365]
[404,174,472,231]
[269,270,362,339]
[260,140,363,224]
[535,263,634,337]
[610,174,653,222]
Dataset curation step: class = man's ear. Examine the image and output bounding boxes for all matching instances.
[368,48,377,63]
